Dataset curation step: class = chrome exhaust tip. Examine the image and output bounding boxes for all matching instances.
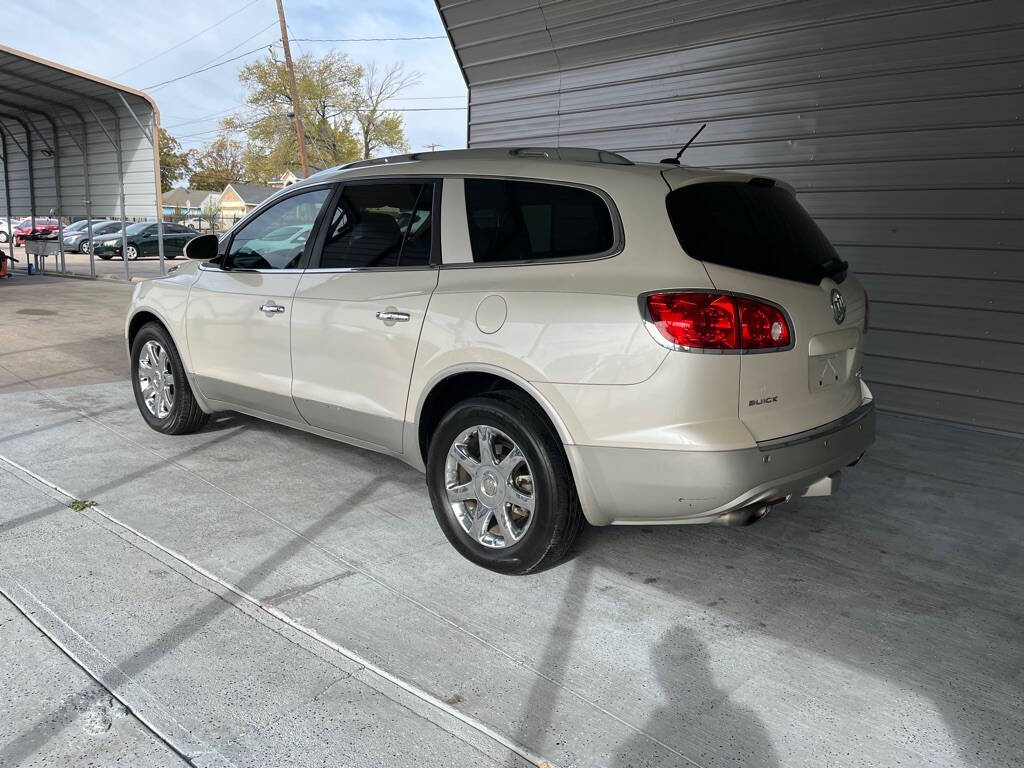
[713,502,771,527]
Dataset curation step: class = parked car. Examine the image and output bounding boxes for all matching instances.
[93,221,199,260]
[125,147,875,574]
[0,216,20,243]
[13,217,59,246]
[62,220,122,253]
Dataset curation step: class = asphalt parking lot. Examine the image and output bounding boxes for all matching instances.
[1,274,1022,768]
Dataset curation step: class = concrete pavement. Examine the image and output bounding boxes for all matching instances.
[1,274,1022,767]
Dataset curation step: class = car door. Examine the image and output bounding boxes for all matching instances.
[137,224,159,257]
[291,179,440,452]
[159,223,181,256]
[185,185,332,420]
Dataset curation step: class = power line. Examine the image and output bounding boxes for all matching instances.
[114,0,265,78]
[163,104,249,130]
[199,19,281,69]
[387,95,466,101]
[145,41,277,91]
[291,35,447,42]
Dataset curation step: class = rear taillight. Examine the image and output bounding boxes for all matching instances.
[736,296,791,349]
[644,292,791,352]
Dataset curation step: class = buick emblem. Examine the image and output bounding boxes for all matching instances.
[830,288,846,325]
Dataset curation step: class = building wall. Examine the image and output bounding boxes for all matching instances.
[438,0,1024,434]
[218,186,247,229]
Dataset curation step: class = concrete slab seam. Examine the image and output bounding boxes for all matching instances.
[0,573,230,768]
[0,452,559,768]
[0,366,707,766]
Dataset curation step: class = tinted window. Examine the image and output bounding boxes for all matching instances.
[319,182,434,269]
[464,179,614,263]
[226,188,330,270]
[666,182,841,285]
[95,222,121,235]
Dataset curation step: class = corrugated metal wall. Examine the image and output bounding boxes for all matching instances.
[0,47,159,221]
[437,0,1024,434]
[0,106,157,220]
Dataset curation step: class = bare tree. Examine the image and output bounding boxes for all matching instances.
[351,62,419,159]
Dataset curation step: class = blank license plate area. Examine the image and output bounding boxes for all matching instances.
[809,351,849,391]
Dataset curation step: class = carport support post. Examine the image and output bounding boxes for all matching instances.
[77,112,94,277]
[1,131,13,269]
[26,124,35,272]
[115,116,129,281]
[49,116,65,273]
[119,94,165,276]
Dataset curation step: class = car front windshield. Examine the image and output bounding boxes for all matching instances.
[125,222,152,235]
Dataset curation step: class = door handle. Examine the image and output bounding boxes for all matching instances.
[260,302,286,315]
[376,309,410,323]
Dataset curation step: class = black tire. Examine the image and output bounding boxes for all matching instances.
[130,322,208,435]
[426,393,583,575]
[98,254,113,260]
[0,231,8,243]
[166,252,178,260]
[78,239,89,254]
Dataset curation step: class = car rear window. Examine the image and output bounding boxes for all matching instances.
[465,179,614,263]
[665,181,840,285]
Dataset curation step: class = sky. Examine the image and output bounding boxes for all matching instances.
[5,0,467,163]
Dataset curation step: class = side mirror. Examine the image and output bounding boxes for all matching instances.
[184,233,219,260]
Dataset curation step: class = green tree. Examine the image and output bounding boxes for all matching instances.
[171,205,185,223]
[226,51,362,181]
[188,137,246,190]
[225,52,416,177]
[158,128,191,192]
[351,62,417,159]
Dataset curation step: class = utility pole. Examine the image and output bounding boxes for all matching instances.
[425,143,443,152]
[275,0,309,177]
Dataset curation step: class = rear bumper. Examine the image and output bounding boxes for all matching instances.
[568,401,875,525]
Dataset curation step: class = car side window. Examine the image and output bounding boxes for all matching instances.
[318,182,435,269]
[464,178,614,263]
[225,188,330,270]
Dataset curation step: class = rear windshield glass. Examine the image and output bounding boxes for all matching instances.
[665,182,840,285]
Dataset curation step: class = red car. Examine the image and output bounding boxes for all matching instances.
[13,217,59,246]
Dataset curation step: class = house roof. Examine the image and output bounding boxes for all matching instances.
[224,183,278,204]
[269,166,324,182]
[163,187,217,207]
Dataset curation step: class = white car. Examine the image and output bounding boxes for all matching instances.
[0,216,18,243]
[125,148,874,574]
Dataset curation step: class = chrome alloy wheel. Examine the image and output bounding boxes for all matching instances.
[445,425,536,548]
[138,340,174,419]
[126,244,139,260]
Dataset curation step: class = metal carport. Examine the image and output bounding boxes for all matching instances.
[0,43,165,280]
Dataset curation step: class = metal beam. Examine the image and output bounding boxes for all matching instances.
[0,113,35,263]
[117,93,153,146]
[0,99,67,271]
[0,120,27,159]
[0,85,98,277]
[1,129,14,271]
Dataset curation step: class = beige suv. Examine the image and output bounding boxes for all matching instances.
[126,148,874,574]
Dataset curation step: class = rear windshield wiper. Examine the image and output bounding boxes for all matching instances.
[818,256,849,280]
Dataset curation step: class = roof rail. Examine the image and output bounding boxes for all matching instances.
[335,146,634,171]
